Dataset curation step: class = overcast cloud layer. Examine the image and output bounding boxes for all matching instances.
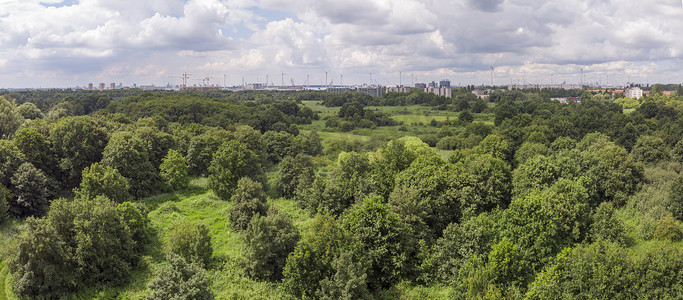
[1,0,682,88]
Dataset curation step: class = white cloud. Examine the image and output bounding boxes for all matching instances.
[1,0,682,87]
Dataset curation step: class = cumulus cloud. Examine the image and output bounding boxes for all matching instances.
[1,0,682,87]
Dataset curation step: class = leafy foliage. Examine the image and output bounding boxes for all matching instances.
[147,254,214,300]
[208,140,262,200]
[670,173,683,221]
[50,116,108,187]
[102,131,161,198]
[7,196,147,298]
[341,196,418,290]
[75,162,132,203]
[166,220,213,268]
[0,96,24,139]
[273,153,315,199]
[0,139,26,187]
[13,126,56,178]
[10,162,49,218]
[229,177,268,231]
[316,250,371,300]
[244,209,299,281]
[282,214,356,298]
[0,184,9,224]
[160,149,189,190]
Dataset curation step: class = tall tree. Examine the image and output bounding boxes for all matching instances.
[208,140,262,201]
[102,131,159,198]
[0,96,24,139]
[50,116,108,187]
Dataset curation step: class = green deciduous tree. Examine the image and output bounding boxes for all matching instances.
[8,196,147,298]
[134,126,177,170]
[300,152,372,216]
[283,213,358,298]
[432,212,499,285]
[341,196,417,290]
[0,184,9,224]
[147,254,214,300]
[316,250,371,300]
[75,163,131,203]
[186,133,225,176]
[17,102,44,120]
[229,177,268,231]
[10,162,49,218]
[50,116,108,187]
[514,142,550,166]
[502,178,591,271]
[589,202,629,245]
[160,149,189,191]
[102,131,160,198]
[631,135,670,164]
[670,173,683,221]
[370,139,416,199]
[0,139,26,187]
[244,209,300,281]
[273,154,315,199]
[0,96,24,139]
[13,126,57,178]
[208,140,262,201]
[166,221,213,268]
[653,215,682,242]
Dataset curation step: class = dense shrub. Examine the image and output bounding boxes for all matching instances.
[10,162,49,218]
[75,162,131,203]
[166,221,213,268]
[160,149,189,190]
[208,140,262,200]
[147,254,214,300]
[273,153,315,199]
[244,209,299,281]
[7,196,147,298]
[102,131,160,198]
[229,177,268,231]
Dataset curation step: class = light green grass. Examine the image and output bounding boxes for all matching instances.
[391,114,452,124]
[0,261,9,300]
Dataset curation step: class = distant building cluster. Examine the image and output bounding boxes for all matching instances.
[86,82,119,91]
[410,79,452,97]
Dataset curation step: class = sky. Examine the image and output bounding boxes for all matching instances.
[1,0,682,88]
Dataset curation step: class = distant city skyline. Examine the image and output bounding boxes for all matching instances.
[1,0,682,88]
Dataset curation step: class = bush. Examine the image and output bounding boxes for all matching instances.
[0,96,24,139]
[653,215,683,242]
[670,173,683,221]
[0,184,9,224]
[0,139,26,187]
[273,154,315,199]
[166,221,213,268]
[7,196,147,298]
[102,131,160,198]
[10,162,49,218]
[244,209,300,281]
[160,149,189,190]
[229,177,268,231]
[631,135,669,164]
[208,140,262,200]
[589,202,628,245]
[75,162,131,203]
[282,214,355,298]
[147,254,214,300]
[341,196,417,290]
[316,250,371,300]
